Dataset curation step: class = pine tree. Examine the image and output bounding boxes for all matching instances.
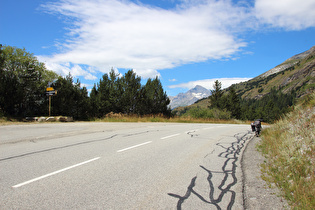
[227,86,241,119]
[209,80,224,109]
[89,84,100,118]
[119,70,141,114]
[140,77,170,116]
[52,74,90,119]
[98,74,112,115]
[108,68,120,113]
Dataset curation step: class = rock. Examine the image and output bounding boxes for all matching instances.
[25,117,38,122]
[46,117,56,122]
[58,117,67,122]
[66,117,73,122]
[38,117,46,122]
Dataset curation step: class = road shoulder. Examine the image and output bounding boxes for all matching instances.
[242,135,289,209]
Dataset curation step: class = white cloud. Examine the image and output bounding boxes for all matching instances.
[80,83,93,88]
[39,0,315,80]
[255,0,315,30]
[39,56,98,80]
[133,68,161,79]
[40,0,249,78]
[168,78,252,90]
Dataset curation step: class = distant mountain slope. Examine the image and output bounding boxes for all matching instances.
[233,45,315,99]
[177,45,315,110]
[169,85,210,109]
[259,46,315,78]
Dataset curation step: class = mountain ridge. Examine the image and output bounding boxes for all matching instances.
[174,45,315,110]
[169,85,210,109]
[235,45,315,99]
[259,46,315,78]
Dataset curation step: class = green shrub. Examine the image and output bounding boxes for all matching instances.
[183,107,231,120]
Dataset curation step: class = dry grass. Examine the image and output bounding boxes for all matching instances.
[91,112,249,124]
[1,112,251,125]
[259,93,315,209]
[0,117,24,126]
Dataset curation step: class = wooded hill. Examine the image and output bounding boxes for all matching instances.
[234,45,315,99]
[173,46,315,122]
[0,45,171,120]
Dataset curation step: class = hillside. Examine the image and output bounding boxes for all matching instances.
[234,45,315,99]
[181,45,315,111]
[259,93,315,209]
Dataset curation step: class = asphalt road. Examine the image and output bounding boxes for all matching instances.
[0,122,253,209]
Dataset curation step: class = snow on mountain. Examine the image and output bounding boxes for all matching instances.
[169,85,210,109]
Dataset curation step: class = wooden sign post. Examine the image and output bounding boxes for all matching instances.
[46,87,57,116]
[49,95,51,116]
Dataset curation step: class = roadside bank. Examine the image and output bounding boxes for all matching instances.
[242,136,289,209]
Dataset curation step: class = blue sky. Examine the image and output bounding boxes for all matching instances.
[1,0,315,96]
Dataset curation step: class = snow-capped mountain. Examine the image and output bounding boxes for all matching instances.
[169,85,210,109]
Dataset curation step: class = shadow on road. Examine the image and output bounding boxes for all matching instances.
[168,132,252,210]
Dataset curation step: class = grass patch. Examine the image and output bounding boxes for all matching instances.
[259,93,315,209]
[89,112,249,124]
[0,112,252,125]
[0,117,24,125]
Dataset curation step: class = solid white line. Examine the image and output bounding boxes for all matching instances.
[203,127,215,130]
[117,141,152,153]
[12,157,100,188]
[203,126,226,130]
[160,133,180,140]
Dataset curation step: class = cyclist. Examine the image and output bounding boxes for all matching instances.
[251,119,263,136]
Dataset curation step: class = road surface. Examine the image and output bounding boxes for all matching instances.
[0,122,253,209]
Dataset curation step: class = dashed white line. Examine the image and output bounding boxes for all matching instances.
[160,133,180,140]
[12,157,100,188]
[117,141,152,152]
[203,127,215,130]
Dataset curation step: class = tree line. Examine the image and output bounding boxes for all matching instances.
[239,88,296,122]
[1,45,296,123]
[89,69,170,118]
[175,80,296,123]
[208,80,296,123]
[0,45,58,117]
[0,45,170,120]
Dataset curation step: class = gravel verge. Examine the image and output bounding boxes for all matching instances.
[242,136,289,209]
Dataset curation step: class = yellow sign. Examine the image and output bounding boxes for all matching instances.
[46,87,54,91]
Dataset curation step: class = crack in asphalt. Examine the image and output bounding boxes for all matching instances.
[0,130,159,162]
[0,129,114,145]
[0,134,118,162]
[186,131,199,138]
[168,132,251,210]
[122,130,156,137]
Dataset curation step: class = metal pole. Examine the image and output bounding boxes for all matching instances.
[49,95,51,116]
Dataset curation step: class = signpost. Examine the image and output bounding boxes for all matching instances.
[46,87,57,116]
[46,87,54,91]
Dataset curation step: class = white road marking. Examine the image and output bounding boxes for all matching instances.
[203,126,226,130]
[12,157,100,188]
[117,141,152,152]
[160,133,180,140]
